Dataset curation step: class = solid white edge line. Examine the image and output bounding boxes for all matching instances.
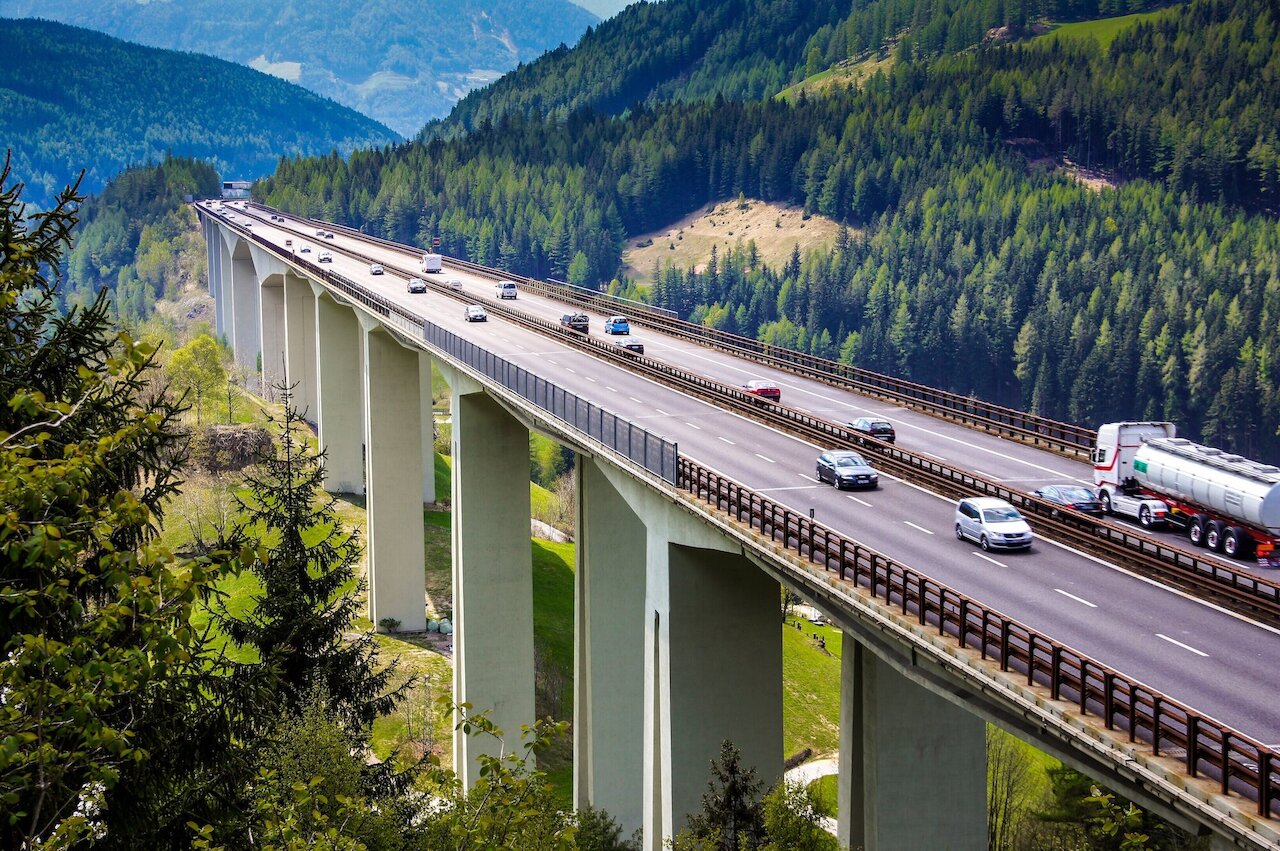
[1155,633,1210,657]
[903,521,934,535]
[1054,588,1098,608]
[972,552,1008,568]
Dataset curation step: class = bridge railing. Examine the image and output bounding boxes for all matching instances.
[678,457,1279,821]
[213,212,680,485]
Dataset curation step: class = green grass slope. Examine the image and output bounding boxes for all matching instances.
[1037,5,1180,47]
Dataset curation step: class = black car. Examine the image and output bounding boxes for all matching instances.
[1034,484,1105,516]
[815,451,879,490]
[849,417,896,443]
[560,313,589,332]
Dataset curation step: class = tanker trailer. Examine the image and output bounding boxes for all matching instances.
[1094,421,1280,565]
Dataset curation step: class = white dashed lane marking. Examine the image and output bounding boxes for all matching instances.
[903,521,934,536]
[755,454,775,464]
[1054,589,1098,608]
[972,552,1007,567]
[846,495,873,507]
[1155,633,1209,657]
[719,437,736,445]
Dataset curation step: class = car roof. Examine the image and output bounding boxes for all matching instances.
[964,496,1016,509]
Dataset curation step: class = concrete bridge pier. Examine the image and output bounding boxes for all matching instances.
[359,317,428,633]
[837,641,988,850]
[259,276,285,400]
[576,460,783,849]
[445,375,535,789]
[312,287,365,494]
[205,218,225,338]
[284,273,318,423]
[228,238,259,369]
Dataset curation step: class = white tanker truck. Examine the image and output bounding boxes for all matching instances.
[1093,421,1280,566]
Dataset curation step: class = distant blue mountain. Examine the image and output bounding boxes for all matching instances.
[0,18,398,207]
[0,0,598,136]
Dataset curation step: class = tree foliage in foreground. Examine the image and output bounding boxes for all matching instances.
[0,160,260,847]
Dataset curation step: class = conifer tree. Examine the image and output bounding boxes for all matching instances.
[223,387,407,732]
[684,741,767,851]
[0,158,259,847]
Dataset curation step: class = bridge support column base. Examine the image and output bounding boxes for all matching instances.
[362,323,426,633]
[838,642,987,850]
[451,389,534,789]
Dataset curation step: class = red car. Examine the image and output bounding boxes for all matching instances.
[742,379,781,402]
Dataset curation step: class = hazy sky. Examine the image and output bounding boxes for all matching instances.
[572,0,634,20]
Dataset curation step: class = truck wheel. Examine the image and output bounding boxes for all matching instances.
[1138,505,1153,528]
[1223,527,1251,559]
[1188,515,1207,547]
[1205,520,1225,552]
[1100,491,1113,515]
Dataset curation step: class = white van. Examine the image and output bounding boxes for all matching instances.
[495,280,518,299]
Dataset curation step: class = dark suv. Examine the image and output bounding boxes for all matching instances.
[849,417,896,443]
[560,313,589,332]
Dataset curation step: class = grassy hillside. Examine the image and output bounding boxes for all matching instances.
[0,18,397,207]
[1037,5,1180,45]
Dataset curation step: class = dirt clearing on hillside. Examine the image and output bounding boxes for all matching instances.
[620,199,848,281]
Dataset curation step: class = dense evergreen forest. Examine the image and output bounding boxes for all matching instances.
[0,18,396,207]
[261,0,1280,458]
[64,157,220,325]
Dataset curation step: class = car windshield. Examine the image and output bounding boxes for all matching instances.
[1057,487,1096,501]
[982,507,1023,523]
[835,455,866,467]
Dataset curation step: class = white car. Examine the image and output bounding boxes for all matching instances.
[446,278,463,291]
[299,243,312,253]
[955,497,1033,552]
[463,304,487,322]
[317,251,332,263]
[407,278,427,293]
[369,263,384,275]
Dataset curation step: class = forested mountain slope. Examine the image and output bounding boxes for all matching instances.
[0,18,397,207]
[262,0,1280,458]
[64,158,221,328]
[434,0,1172,136]
[435,0,848,134]
[0,0,597,137]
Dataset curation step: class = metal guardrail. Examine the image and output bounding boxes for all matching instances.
[204,207,679,485]
[229,202,1280,626]
[678,458,1280,822]
[242,201,1095,460]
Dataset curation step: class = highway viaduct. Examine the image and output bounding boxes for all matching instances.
[199,202,1280,851]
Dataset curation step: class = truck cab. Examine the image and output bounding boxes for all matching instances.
[1093,421,1176,527]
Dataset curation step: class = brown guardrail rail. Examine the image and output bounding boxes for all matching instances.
[243,201,1096,460]
[221,204,1280,625]
[678,456,1279,823]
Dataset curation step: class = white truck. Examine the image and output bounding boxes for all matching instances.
[420,252,443,273]
[1093,421,1280,565]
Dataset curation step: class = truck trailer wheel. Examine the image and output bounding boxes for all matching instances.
[1223,526,1250,559]
[1188,514,1207,547]
[1205,520,1225,552]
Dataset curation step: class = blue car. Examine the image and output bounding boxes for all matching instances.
[604,315,630,335]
